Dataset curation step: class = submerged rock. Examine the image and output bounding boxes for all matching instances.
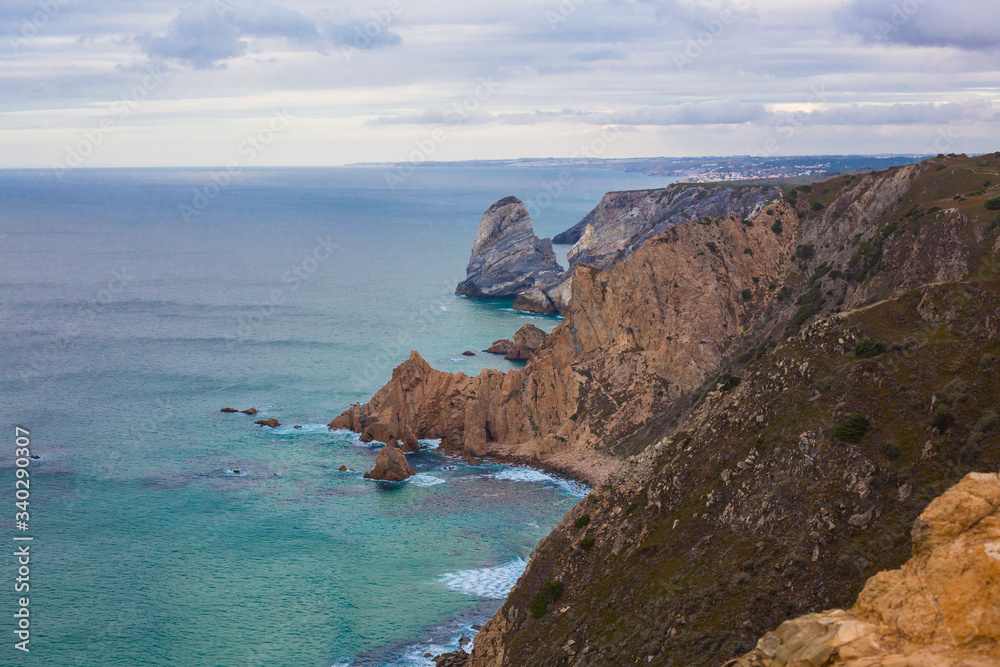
[363,442,415,482]
[455,197,562,300]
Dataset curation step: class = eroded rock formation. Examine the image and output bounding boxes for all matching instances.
[363,442,416,482]
[455,197,563,301]
[485,323,548,361]
[333,198,800,484]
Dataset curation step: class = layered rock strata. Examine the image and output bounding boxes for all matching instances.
[455,197,563,301]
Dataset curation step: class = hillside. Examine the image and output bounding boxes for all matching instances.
[333,153,1000,665]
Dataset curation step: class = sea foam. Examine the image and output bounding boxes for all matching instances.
[408,474,446,487]
[488,466,590,498]
[439,558,527,599]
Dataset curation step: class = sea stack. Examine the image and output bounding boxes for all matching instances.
[363,442,416,482]
[455,197,563,303]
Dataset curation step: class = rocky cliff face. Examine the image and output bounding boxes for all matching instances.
[463,154,1000,666]
[727,472,1000,667]
[455,197,563,300]
[333,192,801,484]
[331,154,1000,665]
[564,184,780,271]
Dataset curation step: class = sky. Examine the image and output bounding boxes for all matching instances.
[0,0,998,168]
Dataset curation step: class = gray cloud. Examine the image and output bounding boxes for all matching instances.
[137,0,401,69]
[836,0,1000,50]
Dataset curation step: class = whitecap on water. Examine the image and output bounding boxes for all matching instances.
[408,474,446,487]
[487,466,590,498]
[439,558,527,599]
[223,469,251,477]
[272,423,329,435]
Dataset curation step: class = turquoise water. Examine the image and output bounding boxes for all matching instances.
[0,166,673,666]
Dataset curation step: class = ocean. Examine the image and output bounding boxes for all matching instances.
[0,165,673,666]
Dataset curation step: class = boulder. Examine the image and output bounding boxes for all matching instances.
[504,323,548,361]
[485,338,514,355]
[220,407,239,413]
[338,465,348,472]
[462,350,476,356]
[455,197,563,300]
[400,426,421,453]
[483,323,548,361]
[512,287,556,314]
[363,443,416,482]
[242,408,258,415]
[255,418,280,428]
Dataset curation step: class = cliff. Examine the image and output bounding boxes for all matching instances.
[332,153,1000,665]
[333,190,801,485]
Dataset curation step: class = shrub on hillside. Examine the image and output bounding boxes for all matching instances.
[529,578,564,618]
[573,514,590,529]
[931,404,954,433]
[855,337,888,358]
[832,413,871,443]
[984,196,1000,211]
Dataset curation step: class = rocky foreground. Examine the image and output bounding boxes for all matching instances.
[331,154,1000,664]
[728,472,1000,667]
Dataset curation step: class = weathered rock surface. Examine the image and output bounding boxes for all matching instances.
[331,199,800,484]
[485,323,548,362]
[727,472,1000,667]
[363,442,415,481]
[326,155,1000,666]
[455,197,563,300]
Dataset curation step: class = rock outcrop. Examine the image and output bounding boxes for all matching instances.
[363,442,416,481]
[728,472,1000,667]
[455,197,563,302]
[466,185,783,316]
[485,323,548,362]
[327,154,1000,666]
[255,418,280,428]
[332,198,800,484]
[220,407,239,413]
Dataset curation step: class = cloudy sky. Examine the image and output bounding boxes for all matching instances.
[1,0,998,168]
